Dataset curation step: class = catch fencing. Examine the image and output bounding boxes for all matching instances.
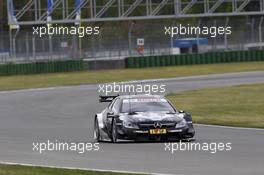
[0,16,263,63]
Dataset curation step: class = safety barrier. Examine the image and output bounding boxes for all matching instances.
[1,50,263,76]
[125,50,264,68]
[0,60,87,76]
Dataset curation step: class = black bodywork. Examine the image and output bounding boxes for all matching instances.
[94,95,195,143]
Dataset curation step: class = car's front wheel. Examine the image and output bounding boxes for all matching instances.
[111,118,118,143]
[94,116,100,142]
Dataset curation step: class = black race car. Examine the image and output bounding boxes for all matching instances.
[94,94,195,143]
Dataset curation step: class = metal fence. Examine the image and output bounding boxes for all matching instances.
[0,16,264,64]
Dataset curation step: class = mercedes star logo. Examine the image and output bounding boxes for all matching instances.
[154,122,162,128]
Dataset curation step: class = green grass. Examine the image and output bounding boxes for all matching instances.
[167,83,264,128]
[0,164,143,175]
[0,62,264,91]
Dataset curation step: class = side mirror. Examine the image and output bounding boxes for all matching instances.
[107,112,119,118]
[179,110,185,113]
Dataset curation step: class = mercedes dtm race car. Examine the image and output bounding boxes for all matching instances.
[94,94,195,143]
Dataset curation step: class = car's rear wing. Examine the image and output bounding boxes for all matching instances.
[99,95,118,103]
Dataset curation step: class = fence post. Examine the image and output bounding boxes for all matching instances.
[259,16,263,50]
[128,22,134,56]
[224,17,229,50]
[49,35,53,59]
[32,37,36,60]
[26,32,29,59]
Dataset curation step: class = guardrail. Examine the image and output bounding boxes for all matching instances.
[125,50,264,68]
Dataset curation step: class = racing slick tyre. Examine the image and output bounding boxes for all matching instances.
[93,116,101,142]
[111,118,118,143]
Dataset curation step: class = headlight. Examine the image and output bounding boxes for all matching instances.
[175,119,187,128]
[123,121,139,129]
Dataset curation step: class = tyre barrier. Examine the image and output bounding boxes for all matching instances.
[125,50,264,68]
[1,50,264,76]
[0,59,86,76]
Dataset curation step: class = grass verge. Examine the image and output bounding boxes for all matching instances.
[0,164,143,175]
[0,62,263,91]
[167,83,264,128]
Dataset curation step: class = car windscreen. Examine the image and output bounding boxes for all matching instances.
[120,98,175,113]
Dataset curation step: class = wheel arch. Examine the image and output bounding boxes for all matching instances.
[95,113,104,129]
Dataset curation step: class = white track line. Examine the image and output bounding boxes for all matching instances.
[0,161,181,175]
[0,84,96,94]
[0,71,263,94]
[195,124,264,131]
[0,87,62,94]
[109,71,264,84]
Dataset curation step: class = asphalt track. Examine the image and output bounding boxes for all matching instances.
[0,71,264,175]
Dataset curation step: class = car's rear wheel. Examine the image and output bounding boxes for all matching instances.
[111,118,118,143]
[94,117,100,142]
